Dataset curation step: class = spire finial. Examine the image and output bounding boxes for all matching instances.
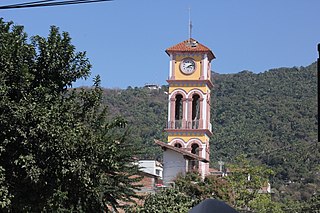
[189,7,192,43]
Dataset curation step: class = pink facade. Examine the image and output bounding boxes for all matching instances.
[164,38,215,179]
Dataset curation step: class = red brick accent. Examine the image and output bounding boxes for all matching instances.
[166,38,215,61]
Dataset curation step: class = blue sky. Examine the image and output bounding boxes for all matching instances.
[1,0,319,88]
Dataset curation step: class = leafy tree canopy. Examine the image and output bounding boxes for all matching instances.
[101,62,318,206]
[133,161,282,213]
[0,19,141,212]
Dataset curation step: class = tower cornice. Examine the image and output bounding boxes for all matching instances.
[164,128,213,137]
[167,79,214,89]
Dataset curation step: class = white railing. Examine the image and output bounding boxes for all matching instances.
[167,120,210,130]
[192,120,199,129]
[167,120,183,129]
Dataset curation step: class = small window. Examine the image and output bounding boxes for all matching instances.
[190,143,200,170]
[191,143,199,155]
[174,143,182,148]
[192,94,200,129]
[175,94,183,121]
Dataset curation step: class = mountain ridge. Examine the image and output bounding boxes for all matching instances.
[92,62,318,202]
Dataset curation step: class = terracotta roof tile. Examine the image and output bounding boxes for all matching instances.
[154,139,209,163]
[166,38,215,61]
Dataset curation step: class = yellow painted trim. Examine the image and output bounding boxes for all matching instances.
[168,135,208,144]
[169,86,207,94]
[174,56,202,80]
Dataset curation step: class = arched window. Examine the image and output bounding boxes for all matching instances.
[190,143,200,170]
[174,143,182,148]
[191,143,199,155]
[192,94,200,129]
[175,94,183,128]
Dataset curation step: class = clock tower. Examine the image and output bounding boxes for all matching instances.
[164,38,215,178]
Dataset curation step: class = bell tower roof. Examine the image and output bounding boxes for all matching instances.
[165,38,216,61]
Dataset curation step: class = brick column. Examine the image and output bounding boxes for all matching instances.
[169,97,175,128]
[200,60,204,80]
[187,98,193,129]
[170,55,176,80]
[207,94,211,131]
[199,98,204,129]
[182,98,187,128]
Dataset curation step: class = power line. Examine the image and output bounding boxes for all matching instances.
[246,141,318,158]
[0,0,113,10]
[4,0,57,7]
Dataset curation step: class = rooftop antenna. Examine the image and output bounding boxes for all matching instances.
[188,7,192,44]
[218,160,224,172]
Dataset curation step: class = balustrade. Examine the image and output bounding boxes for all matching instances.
[167,120,201,130]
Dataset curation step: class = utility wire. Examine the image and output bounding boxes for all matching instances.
[4,0,57,7]
[0,0,112,9]
[246,140,318,158]
[0,0,112,10]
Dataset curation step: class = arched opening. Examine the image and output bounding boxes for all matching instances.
[191,143,199,155]
[192,94,200,129]
[190,143,199,171]
[174,143,182,148]
[175,94,183,128]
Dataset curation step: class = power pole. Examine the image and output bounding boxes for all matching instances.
[317,43,320,142]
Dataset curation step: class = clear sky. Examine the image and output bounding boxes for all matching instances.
[1,0,319,88]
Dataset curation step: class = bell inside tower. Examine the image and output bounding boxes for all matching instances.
[192,94,200,129]
[174,94,183,128]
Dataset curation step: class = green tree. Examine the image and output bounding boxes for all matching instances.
[133,167,286,212]
[300,193,320,213]
[133,188,195,213]
[226,155,275,211]
[101,62,318,206]
[0,19,140,212]
[248,194,283,213]
[211,64,318,203]
[174,172,233,204]
[133,172,234,212]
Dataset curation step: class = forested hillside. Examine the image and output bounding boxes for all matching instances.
[101,86,167,158]
[210,63,318,203]
[100,62,318,203]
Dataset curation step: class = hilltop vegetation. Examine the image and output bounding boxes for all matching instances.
[210,63,318,203]
[0,20,141,212]
[101,62,319,204]
[101,86,168,159]
[2,18,317,211]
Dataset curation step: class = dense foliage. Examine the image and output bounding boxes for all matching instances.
[0,19,141,212]
[101,86,168,159]
[133,158,283,213]
[101,62,318,208]
[210,64,319,204]
[133,187,195,213]
[2,17,317,212]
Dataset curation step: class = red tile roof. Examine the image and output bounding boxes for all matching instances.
[154,139,209,163]
[166,38,216,61]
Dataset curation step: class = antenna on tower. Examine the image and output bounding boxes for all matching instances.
[188,7,192,44]
[188,7,197,47]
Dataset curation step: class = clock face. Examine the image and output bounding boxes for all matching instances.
[180,58,196,74]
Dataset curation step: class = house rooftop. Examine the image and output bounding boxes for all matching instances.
[154,139,209,163]
[165,38,215,61]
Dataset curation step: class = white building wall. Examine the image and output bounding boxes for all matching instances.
[139,160,163,179]
[202,93,207,129]
[203,54,208,80]
[163,149,187,185]
[169,54,173,79]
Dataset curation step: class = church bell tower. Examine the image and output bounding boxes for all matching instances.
[164,38,215,177]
